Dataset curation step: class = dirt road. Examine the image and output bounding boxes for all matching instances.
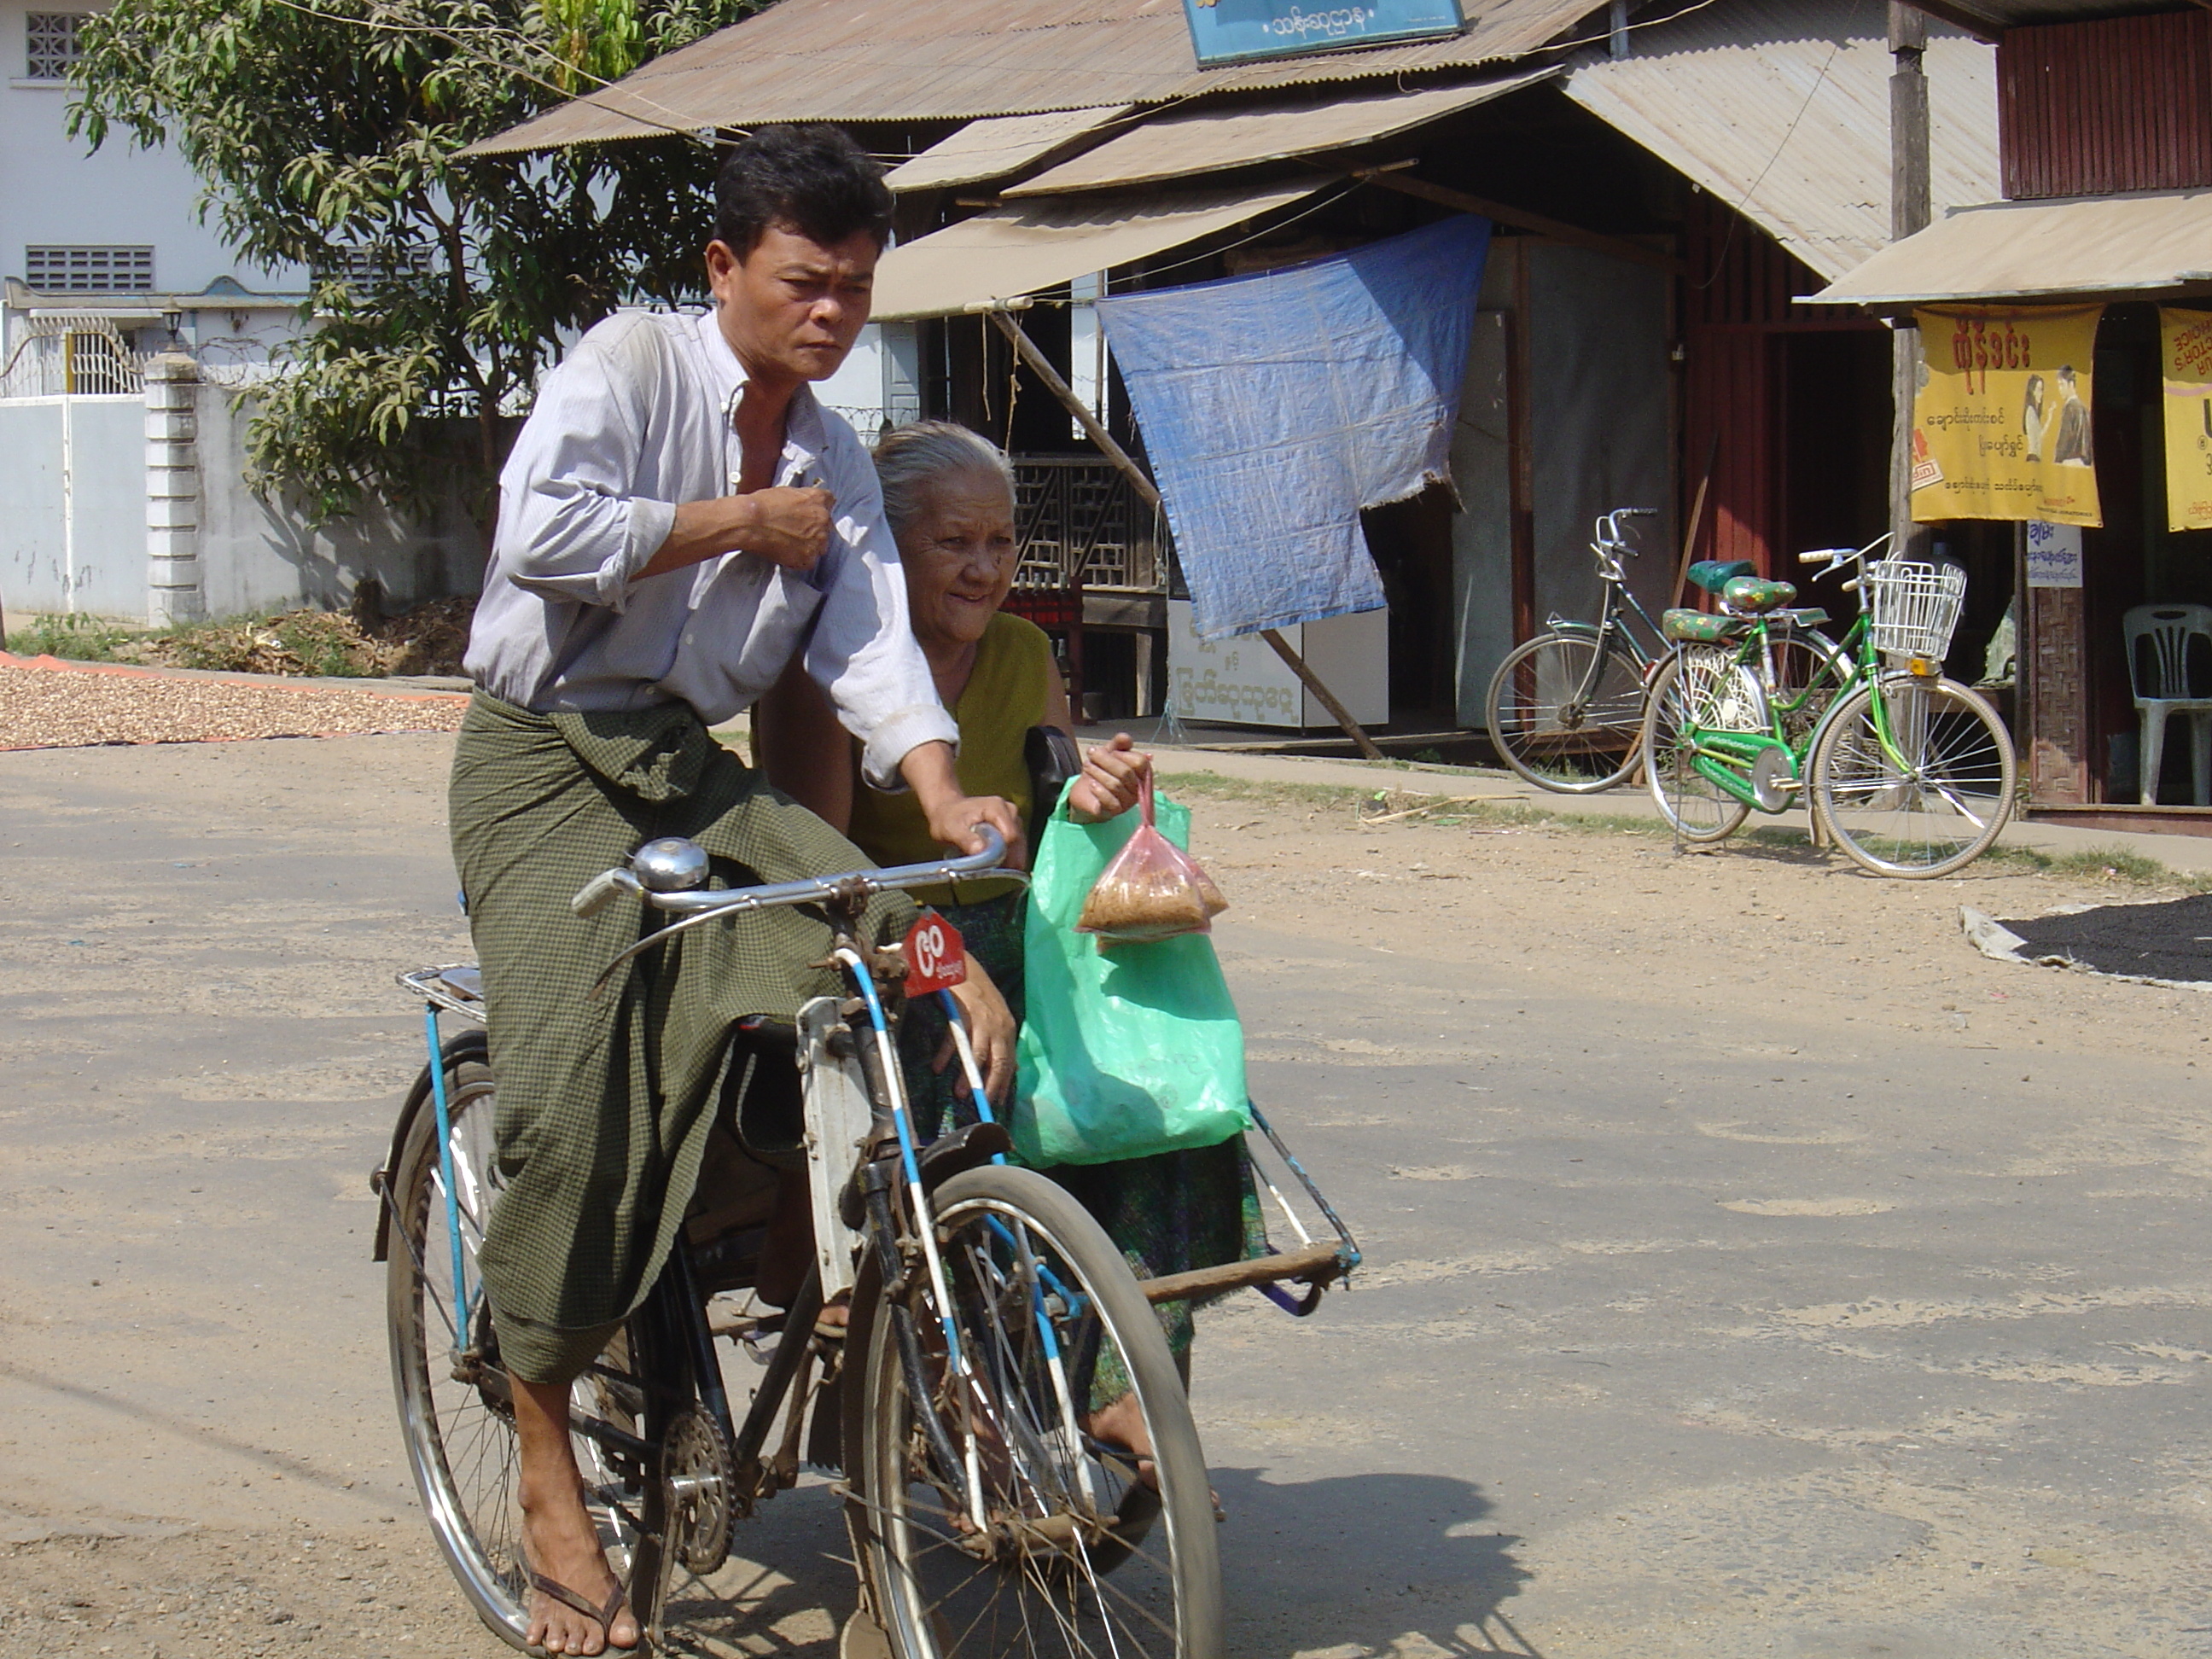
[3,732,2208,1656]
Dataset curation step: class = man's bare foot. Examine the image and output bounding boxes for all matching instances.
[1083,1391,1156,1488]
[1084,1392,1222,1516]
[513,1375,641,1655]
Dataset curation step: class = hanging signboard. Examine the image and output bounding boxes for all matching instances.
[2024,521,2083,589]
[2161,307,2212,532]
[1911,306,2104,528]
[1181,0,1464,67]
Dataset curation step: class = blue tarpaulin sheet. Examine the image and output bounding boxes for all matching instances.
[1097,213,1489,640]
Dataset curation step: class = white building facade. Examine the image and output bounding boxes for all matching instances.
[0,0,305,388]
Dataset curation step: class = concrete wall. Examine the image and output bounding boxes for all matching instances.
[0,392,147,614]
[1,370,487,622]
[191,379,486,617]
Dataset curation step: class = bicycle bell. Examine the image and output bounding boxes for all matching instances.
[632,837,710,892]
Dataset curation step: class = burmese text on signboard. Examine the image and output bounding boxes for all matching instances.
[1912,306,2103,528]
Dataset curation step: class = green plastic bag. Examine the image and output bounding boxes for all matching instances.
[1012,783,1251,1167]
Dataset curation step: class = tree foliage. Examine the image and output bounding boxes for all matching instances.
[73,0,761,530]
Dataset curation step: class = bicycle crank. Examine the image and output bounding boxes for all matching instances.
[1749,745,1797,812]
[664,1404,736,1575]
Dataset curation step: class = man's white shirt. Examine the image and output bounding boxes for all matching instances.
[464,310,956,789]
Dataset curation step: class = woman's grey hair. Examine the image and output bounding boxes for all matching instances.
[873,421,1015,542]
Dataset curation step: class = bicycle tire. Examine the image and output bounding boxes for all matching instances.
[386,1045,664,1652]
[1809,675,2017,878]
[847,1164,1223,1659]
[1483,631,1645,794]
[1639,650,1755,842]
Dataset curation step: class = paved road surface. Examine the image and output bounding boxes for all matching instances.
[3,733,2209,1657]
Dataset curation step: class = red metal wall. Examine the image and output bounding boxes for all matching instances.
[1680,195,1842,577]
[2000,12,2212,200]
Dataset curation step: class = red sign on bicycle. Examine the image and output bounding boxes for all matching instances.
[902,911,968,994]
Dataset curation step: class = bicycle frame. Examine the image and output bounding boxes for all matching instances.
[1669,537,1895,812]
[1546,509,1668,684]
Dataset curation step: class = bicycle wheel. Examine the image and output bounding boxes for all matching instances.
[1810,675,2017,877]
[385,1040,658,1651]
[1484,631,1646,793]
[1639,649,1756,842]
[849,1164,1222,1659]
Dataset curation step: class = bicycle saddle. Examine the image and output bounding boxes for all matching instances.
[1662,608,1749,643]
[1720,575,1798,614]
[1686,559,1755,595]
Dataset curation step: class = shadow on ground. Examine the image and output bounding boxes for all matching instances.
[1214,1467,1536,1657]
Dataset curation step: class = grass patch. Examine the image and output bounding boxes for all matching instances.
[5,612,148,662]
[5,599,472,678]
[1979,842,2212,892]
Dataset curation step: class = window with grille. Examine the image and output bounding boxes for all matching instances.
[25,246,155,293]
[25,12,86,79]
[319,243,436,287]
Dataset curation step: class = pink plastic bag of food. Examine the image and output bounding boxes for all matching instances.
[1074,772,1229,944]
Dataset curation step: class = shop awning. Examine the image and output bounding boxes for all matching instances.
[869,180,1330,322]
[1810,188,2212,306]
[1561,5,1998,282]
[883,108,1132,193]
[1001,71,1555,198]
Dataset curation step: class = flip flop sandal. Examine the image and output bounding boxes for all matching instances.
[531,1572,637,1654]
[1091,1442,1227,1522]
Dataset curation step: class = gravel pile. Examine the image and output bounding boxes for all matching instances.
[0,661,465,750]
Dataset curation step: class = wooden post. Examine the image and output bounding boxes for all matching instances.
[1673,431,1722,608]
[1258,628,1388,760]
[986,309,1159,513]
[1889,2,1932,560]
[985,306,1389,761]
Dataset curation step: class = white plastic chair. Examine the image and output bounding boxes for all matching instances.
[2124,603,2212,806]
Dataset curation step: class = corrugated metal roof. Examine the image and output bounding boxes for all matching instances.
[1002,69,1554,195]
[1561,0,1999,281]
[465,0,1609,155]
[870,178,1330,318]
[1810,186,2212,304]
[884,107,1132,191]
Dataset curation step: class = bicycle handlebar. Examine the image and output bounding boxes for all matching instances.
[1796,532,1895,579]
[578,827,1026,998]
[573,826,1023,921]
[1591,507,1661,583]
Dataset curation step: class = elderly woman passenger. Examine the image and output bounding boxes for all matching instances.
[757,421,1263,1458]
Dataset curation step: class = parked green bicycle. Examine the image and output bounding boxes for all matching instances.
[1639,535,2017,878]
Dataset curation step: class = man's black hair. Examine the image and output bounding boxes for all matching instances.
[714,125,894,259]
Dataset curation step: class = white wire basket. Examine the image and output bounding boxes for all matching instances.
[1863,559,1967,660]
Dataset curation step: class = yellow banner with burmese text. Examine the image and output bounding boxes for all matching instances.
[1912,306,2102,527]
[2161,307,2212,531]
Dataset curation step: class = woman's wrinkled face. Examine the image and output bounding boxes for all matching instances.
[899,469,1019,651]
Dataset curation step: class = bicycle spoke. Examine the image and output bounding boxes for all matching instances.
[862,1172,1214,1659]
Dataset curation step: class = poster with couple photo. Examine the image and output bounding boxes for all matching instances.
[1912,305,2102,527]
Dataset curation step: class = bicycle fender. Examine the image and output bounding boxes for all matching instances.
[371,1026,489,1263]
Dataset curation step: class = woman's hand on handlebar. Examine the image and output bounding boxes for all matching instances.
[1068,732,1150,823]
[940,954,1016,1104]
[903,739,1024,861]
